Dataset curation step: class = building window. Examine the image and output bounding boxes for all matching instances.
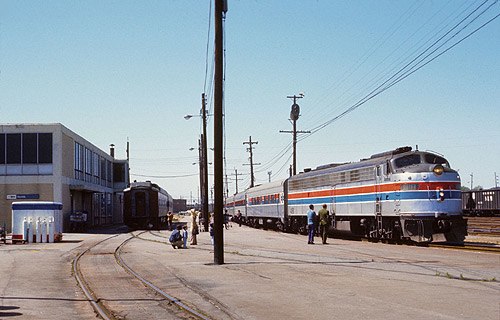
[2,133,53,165]
[6,134,21,164]
[38,133,52,163]
[85,147,92,182]
[74,142,84,180]
[0,134,5,164]
[22,133,38,164]
[113,162,125,183]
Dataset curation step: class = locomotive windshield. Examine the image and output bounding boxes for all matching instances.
[424,154,449,166]
[394,154,420,168]
[393,152,451,170]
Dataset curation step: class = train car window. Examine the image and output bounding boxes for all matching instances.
[394,154,421,168]
[424,154,449,166]
[340,172,346,183]
[385,160,391,175]
[350,170,360,181]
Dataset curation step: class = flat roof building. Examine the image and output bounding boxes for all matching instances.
[0,123,129,232]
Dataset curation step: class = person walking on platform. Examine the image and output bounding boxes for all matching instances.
[318,204,330,244]
[307,204,316,244]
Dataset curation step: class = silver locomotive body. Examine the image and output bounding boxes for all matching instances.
[227,147,467,243]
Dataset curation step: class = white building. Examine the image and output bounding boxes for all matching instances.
[0,123,129,232]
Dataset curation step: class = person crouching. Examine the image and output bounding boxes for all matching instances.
[169,225,184,249]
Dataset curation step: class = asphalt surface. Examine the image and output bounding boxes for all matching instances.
[0,221,499,320]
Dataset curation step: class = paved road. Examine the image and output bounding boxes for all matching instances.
[1,224,499,319]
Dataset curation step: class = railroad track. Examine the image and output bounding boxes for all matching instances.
[467,216,500,234]
[72,232,214,320]
[428,242,500,253]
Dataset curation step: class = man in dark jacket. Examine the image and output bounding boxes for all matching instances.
[318,204,330,244]
[169,225,184,249]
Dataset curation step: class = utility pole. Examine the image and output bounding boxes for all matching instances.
[213,0,226,265]
[280,93,310,176]
[233,169,240,194]
[268,171,272,183]
[197,138,203,211]
[201,93,209,233]
[243,136,260,188]
[224,173,230,199]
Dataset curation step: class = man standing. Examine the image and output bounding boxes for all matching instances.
[306,204,316,244]
[167,211,174,231]
[236,210,242,227]
[318,204,330,244]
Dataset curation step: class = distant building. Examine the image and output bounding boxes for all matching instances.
[0,123,129,232]
[173,198,187,213]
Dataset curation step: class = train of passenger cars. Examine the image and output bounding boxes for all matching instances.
[462,188,500,216]
[123,181,173,230]
[226,146,467,243]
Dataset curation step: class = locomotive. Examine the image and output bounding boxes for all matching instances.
[123,181,173,230]
[226,147,467,243]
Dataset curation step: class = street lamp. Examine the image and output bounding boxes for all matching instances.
[185,93,210,233]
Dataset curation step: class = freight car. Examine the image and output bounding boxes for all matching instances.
[226,146,467,243]
[462,188,500,216]
[123,181,173,230]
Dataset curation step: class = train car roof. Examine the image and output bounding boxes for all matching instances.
[289,146,439,181]
[245,179,285,194]
[124,181,172,197]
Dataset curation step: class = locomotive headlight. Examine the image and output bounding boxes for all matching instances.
[433,164,444,176]
[436,188,445,201]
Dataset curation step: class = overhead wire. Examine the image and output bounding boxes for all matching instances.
[300,0,499,140]
[304,0,426,127]
[302,0,471,130]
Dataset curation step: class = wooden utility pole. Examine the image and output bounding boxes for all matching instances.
[201,93,209,233]
[243,136,259,188]
[233,169,239,194]
[213,0,226,265]
[280,94,309,176]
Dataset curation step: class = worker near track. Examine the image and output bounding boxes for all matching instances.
[190,209,199,245]
[306,204,316,244]
[169,225,184,249]
[182,225,189,249]
[318,204,330,244]
[236,210,242,227]
[209,222,214,245]
[167,211,174,231]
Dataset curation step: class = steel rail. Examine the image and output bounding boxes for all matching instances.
[73,234,120,320]
[428,242,500,253]
[115,234,212,320]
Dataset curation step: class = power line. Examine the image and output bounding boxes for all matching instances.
[131,173,199,179]
[301,0,499,140]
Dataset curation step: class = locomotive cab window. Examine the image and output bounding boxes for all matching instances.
[424,154,449,167]
[394,154,421,168]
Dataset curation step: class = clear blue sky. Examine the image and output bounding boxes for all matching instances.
[1,1,499,201]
